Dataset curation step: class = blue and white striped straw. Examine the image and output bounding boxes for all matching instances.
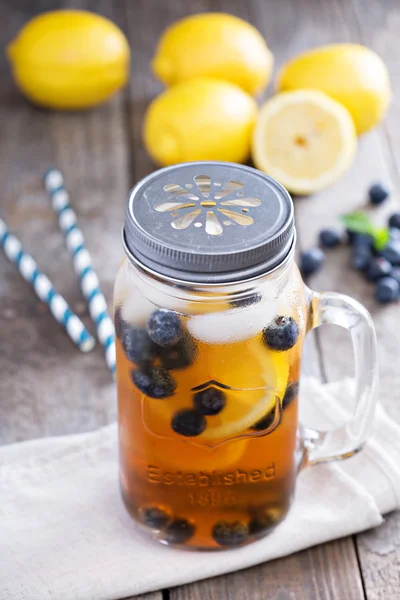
[0,217,96,353]
[44,169,116,375]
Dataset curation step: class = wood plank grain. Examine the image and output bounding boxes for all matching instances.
[337,1,400,598]
[170,538,364,600]
[356,511,400,600]
[352,0,400,181]
[345,0,400,414]
[121,0,365,598]
[0,0,129,443]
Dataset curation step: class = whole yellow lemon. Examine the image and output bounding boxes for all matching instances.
[152,13,273,96]
[7,10,130,110]
[143,77,258,166]
[277,44,391,135]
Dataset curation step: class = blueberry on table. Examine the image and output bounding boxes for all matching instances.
[369,182,390,205]
[262,316,299,351]
[131,365,176,398]
[139,506,171,530]
[389,212,400,230]
[212,520,249,547]
[347,232,374,248]
[250,407,278,432]
[381,240,400,266]
[375,277,400,304]
[282,381,299,410]
[228,292,262,308]
[365,257,392,281]
[122,327,156,364]
[353,233,374,248]
[351,245,371,271]
[171,409,206,437]
[390,267,400,285]
[319,228,342,249]
[299,248,325,276]
[164,518,195,544]
[147,309,183,347]
[158,334,197,370]
[390,227,400,242]
[193,387,226,416]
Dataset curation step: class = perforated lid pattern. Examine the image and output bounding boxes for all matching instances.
[124,162,294,283]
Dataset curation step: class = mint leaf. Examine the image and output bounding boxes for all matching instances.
[340,212,373,235]
[372,227,390,251]
[340,211,390,250]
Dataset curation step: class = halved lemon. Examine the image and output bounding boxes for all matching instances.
[252,90,357,195]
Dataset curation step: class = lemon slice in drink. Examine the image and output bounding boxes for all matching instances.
[142,336,289,445]
[199,388,281,443]
[199,338,289,443]
[252,90,357,195]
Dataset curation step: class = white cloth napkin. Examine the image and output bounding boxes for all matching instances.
[2,377,400,600]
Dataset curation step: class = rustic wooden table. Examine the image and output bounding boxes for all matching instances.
[1,0,399,598]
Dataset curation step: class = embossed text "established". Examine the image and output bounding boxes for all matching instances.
[147,464,276,486]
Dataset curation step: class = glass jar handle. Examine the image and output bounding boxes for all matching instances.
[303,290,379,466]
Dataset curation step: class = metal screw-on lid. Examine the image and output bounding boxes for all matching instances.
[124,162,294,283]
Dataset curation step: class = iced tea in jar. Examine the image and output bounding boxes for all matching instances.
[115,162,378,550]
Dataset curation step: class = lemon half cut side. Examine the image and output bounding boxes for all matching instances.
[252,90,357,195]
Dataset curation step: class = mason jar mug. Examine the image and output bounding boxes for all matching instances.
[114,162,378,550]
